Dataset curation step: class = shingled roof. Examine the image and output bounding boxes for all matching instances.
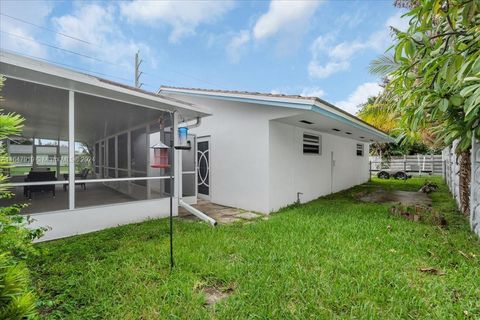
[160,85,319,102]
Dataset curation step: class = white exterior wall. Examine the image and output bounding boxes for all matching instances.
[30,198,175,241]
[165,92,371,214]
[269,121,369,211]
[168,95,296,213]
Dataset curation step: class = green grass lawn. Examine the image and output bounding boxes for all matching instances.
[29,177,480,319]
[9,166,69,176]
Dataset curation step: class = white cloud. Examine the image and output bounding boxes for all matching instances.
[329,41,365,61]
[253,0,322,40]
[0,24,47,58]
[0,0,53,58]
[309,60,350,79]
[336,82,382,115]
[336,9,367,29]
[226,30,250,63]
[300,86,325,98]
[119,0,234,43]
[53,4,152,70]
[386,11,410,32]
[225,0,322,63]
[308,11,406,79]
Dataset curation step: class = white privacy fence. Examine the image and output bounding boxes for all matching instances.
[442,138,480,237]
[369,154,444,177]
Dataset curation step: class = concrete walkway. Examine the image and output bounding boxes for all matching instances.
[178,199,263,224]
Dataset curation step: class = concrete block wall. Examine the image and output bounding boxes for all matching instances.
[471,137,480,236]
[443,137,480,237]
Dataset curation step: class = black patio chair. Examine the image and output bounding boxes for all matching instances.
[24,171,57,200]
[63,168,90,191]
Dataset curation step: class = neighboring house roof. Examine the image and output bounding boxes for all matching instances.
[159,86,394,143]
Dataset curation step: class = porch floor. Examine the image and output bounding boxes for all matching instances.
[178,199,264,224]
[2,184,142,215]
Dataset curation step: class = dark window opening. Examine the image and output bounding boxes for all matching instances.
[303,133,321,155]
[356,143,364,156]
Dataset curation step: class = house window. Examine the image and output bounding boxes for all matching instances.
[356,143,364,156]
[303,133,321,155]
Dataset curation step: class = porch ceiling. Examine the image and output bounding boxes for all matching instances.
[1,78,168,142]
[273,110,393,143]
[0,51,210,121]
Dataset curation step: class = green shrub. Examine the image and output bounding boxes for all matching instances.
[0,253,37,319]
[0,75,45,319]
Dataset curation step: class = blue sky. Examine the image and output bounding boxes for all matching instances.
[0,0,407,114]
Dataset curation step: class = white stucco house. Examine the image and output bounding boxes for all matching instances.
[0,50,392,241]
[160,86,393,213]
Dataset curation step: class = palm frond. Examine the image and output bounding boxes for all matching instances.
[369,55,399,76]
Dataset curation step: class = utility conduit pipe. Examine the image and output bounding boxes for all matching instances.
[179,200,217,226]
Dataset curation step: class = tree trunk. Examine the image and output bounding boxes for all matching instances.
[458,149,471,215]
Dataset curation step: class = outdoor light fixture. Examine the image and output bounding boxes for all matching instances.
[175,127,191,150]
[150,142,170,168]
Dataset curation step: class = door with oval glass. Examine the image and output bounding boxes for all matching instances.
[197,136,210,199]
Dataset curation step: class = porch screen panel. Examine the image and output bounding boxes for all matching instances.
[108,137,116,178]
[131,128,147,174]
[182,134,196,197]
[94,143,100,173]
[0,78,70,214]
[117,133,128,170]
[73,92,172,210]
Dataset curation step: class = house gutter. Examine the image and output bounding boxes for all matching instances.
[179,117,201,129]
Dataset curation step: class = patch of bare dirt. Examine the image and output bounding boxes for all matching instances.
[198,284,234,306]
[419,267,445,276]
[359,190,432,206]
[389,204,448,227]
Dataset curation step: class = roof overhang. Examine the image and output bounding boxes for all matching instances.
[160,87,394,143]
[0,51,210,120]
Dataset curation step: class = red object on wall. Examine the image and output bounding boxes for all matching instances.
[151,143,170,168]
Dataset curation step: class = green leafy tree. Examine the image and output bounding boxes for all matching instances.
[0,75,44,319]
[357,94,441,161]
[371,0,479,214]
[356,96,399,134]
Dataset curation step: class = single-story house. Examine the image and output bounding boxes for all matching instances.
[159,87,393,213]
[0,51,209,241]
[0,50,393,241]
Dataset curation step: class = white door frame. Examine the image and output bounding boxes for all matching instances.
[197,136,211,200]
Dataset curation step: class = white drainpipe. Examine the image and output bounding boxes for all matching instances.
[179,200,217,226]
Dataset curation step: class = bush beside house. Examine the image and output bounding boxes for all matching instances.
[0,75,45,318]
